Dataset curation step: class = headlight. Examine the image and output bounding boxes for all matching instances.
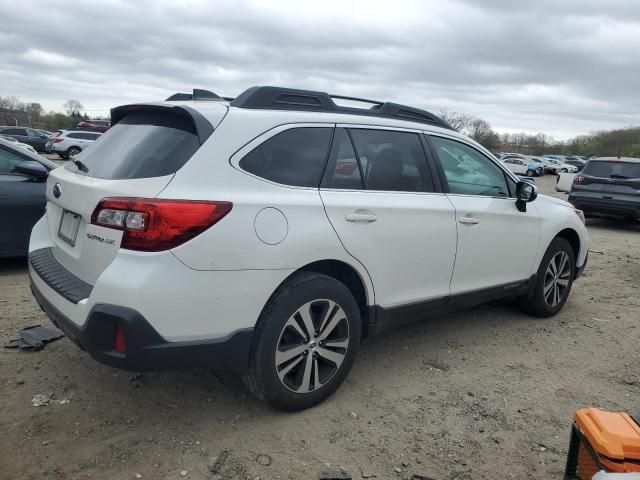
[574,208,586,224]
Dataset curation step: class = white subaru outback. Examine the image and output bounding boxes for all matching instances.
[29,86,589,411]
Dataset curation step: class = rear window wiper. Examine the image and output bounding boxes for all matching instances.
[71,158,89,173]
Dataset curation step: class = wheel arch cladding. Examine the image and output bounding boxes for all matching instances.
[555,228,580,262]
[295,260,371,339]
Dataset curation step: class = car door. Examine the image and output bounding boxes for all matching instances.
[0,146,47,255]
[320,127,457,311]
[427,134,540,294]
[26,128,48,152]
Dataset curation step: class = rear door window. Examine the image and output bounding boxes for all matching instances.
[322,129,363,190]
[348,129,434,192]
[239,127,332,187]
[65,111,202,179]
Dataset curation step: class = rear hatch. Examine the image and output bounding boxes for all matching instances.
[573,160,640,197]
[43,103,226,285]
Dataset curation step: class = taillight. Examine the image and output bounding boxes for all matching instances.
[91,198,232,251]
[573,176,584,185]
[54,138,64,143]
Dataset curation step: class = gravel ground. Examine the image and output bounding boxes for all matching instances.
[1,174,638,480]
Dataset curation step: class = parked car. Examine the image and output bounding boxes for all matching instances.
[0,126,49,152]
[47,130,103,159]
[501,156,544,176]
[28,86,589,411]
[0,137,57,257]
[0,134,38,154]
[540,157,578,174]
[36,129,56,138]
[569,157,640,220]
[563,158,587,172]
[76,120,110,133]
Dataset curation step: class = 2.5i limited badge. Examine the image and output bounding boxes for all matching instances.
[86,233,116,245]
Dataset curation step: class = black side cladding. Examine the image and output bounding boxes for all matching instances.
[230,86,453,130]
[110,104,214,145]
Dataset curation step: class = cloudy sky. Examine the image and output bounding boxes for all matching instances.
[1,0,639,140]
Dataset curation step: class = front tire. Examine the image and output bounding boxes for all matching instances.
[246,272,361,411]
[519,238,575,317]
[526,169,534,177]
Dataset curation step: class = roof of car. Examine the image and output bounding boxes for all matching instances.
[159,86,455,131]
[62,130,103,134]
[589,157,640,163]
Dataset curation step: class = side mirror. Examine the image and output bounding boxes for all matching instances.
[14,161,49,180]
[515,180,537,212]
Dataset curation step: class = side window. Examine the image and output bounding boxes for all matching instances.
[239,127,332,187]
[349,129,433,192]
[323,129,363,189]
[88,134,101,140]
[68,133,82,139]
[430,136,510,197]
[2,128,25,136]
[0,147,26,174]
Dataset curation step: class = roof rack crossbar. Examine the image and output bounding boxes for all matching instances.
[229,86,452,129]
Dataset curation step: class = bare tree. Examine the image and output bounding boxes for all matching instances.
[63,99,84,116]
[438,109,473,132]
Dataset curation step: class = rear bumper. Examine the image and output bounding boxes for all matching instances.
[30,278,253,373]
[569,195,640,219]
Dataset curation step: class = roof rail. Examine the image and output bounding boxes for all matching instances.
[166,89,224,102]
[229,86,452,129]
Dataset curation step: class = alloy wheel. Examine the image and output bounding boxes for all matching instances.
[275,299,349,393]
[543,251,571,307]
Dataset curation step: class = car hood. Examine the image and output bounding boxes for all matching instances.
[536,194,573,209]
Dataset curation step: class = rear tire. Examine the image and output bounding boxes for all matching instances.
[245,272,361,411]
[67,146,81,156]
[519,238,575,318]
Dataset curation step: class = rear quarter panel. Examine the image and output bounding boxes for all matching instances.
[163,112,376,305]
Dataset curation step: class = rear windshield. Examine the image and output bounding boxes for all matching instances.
[65,111,200,179]
[582,160,640,179]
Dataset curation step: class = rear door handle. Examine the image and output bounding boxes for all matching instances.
[345,213,378,223]
[458,216,480,225]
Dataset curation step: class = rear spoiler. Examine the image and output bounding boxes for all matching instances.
[110,104,215,145]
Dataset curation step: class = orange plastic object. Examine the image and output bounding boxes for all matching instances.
[575,408,640,473]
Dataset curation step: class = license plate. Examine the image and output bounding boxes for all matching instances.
[58,210,81,246]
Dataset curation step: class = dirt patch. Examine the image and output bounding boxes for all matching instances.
[1,175,638,479]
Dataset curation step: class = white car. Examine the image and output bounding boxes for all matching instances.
[541,157,578,174]
[500,156,542,176]
[28,86,589,411]
[0,134,38,154]
[48,130,102,159]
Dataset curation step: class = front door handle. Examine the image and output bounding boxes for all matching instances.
[345,213,378,223]
[458,216,480,225]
